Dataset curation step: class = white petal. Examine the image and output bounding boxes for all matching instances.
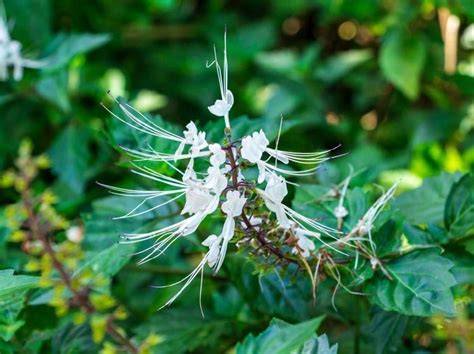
[208,99,230,117]
[202,234,218,247]
[257,161,266,184]
[225,90,234,106]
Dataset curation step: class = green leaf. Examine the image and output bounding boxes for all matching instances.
[394,172,461,226]
[379,30,426,99]
[36,69,70,112]
[51,323,97,354]
[444,173,474,239]
[371,219,402,257]
[444,249,474,285]
[0,270,39,341]
[236,316,325,354]
[44,33,111,70]
[365,309,411,354]
[314,49,373,83]
[136,307,230,354]
[75,243,135,279]
[227,257,316,322]
[365,250,456,316]
[49,124,91,194]
[402,223,446,246]
[0,269,39,302]
[4,0,51,47]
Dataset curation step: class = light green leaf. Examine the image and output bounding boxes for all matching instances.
[315,49,373,83]
[394,172,461,226]
[444,173,474,239]
[236,317,325,354]
[0,270,39,341]
[365,250,456,316]
[44,33,111,70]
[0,269,39,302]
[380,30,426,99]
[75,243,135,279]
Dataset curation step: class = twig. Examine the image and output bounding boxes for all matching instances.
[20,182,138,353]
[224,142,298,265]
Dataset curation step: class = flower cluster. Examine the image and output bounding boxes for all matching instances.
[104,34,397,309]
[0,7,42,81]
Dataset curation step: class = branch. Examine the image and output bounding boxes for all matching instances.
[224,143,298,265]
[20,185,138,353]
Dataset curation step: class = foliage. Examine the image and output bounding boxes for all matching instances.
[0,0,473,353]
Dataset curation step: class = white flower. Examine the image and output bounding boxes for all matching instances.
[334,205,348,218]
[262,173,290,228]
[175,122,208,158]
[221,190,246,218]
[181,184,214,215]
[103,32,347,310]
[209,190,247,272]
[208,90,234,117]
[293,229,316,258]
[345,182,398,254]
[207,32,233,129]
[202,235,222,268]
[204,165,228,193]
[240,129,334,183]
[334,171,352,219]
[241,130,269,163]
[66,226,84,243]
[209,143,226,166]
[0,14,42,81]
[257,174,336,242]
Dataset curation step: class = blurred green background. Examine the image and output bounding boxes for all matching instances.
[0,0,473,353]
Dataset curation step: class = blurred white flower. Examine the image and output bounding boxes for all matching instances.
[66,226,84,243]
[334,172,352,220]
[0,11,42,81]
[293,230,316,258]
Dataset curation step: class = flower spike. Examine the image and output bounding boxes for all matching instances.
[102,31,393,310]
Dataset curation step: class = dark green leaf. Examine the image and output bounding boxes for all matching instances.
[444,249,474,285]
[365,250,456,316]
[365,309,411,354]
[49,124,91,194]
[36,69,70,112]
[136,307,230,354]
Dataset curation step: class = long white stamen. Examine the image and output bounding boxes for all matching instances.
[114,192,184,220]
